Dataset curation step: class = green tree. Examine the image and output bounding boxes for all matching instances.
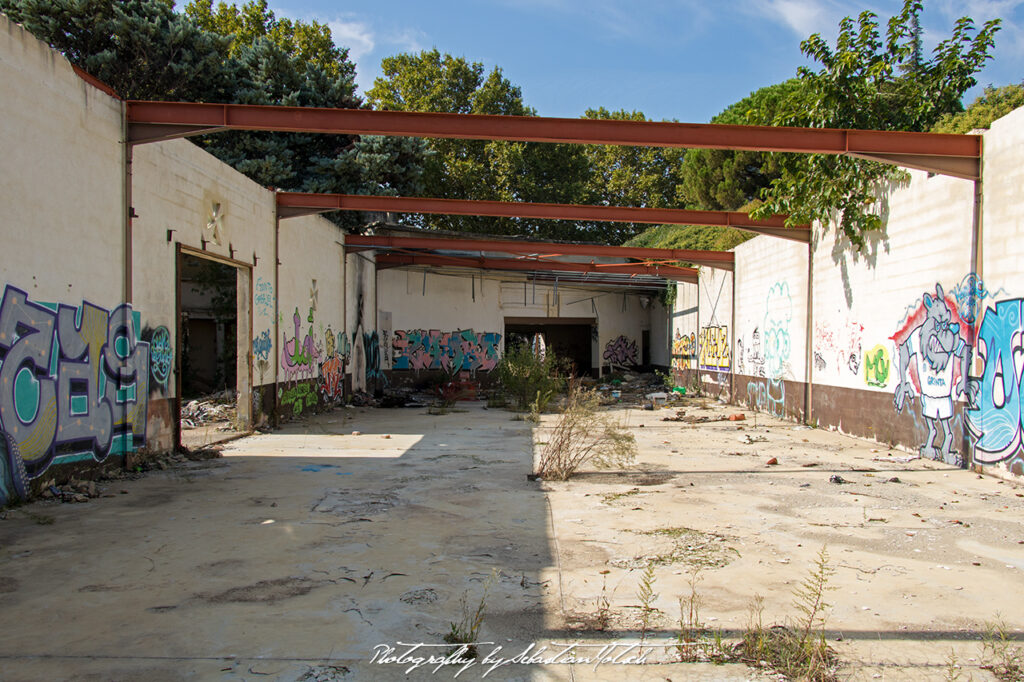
[366,49,592,239]
[0,0,238,101]
[679,81,800,211]
[932,83,1024,133]
[749,0,1000,247]
[184,1,426,225]
[577,108,686,243]
[184,0,349,79]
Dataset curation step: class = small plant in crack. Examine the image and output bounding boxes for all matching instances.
[444,570,496,659]
[595,570,612,631]
[636,564,658,656]
[981,616,1023,681]
[736,545,840,681]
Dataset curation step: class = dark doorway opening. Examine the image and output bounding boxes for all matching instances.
[504,319,594,375]
[178,252,242,447]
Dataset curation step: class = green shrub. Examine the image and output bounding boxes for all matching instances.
[497,343,564,411]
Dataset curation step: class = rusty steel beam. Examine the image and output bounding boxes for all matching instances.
[278,192,808,246]
[126,101,981,179]
[376,253,699,282]
[343,233,734,270]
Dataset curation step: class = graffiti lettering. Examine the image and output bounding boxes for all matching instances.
[813,319,863,378]
[698,326,730,371]
[863,345,890,388]
[255,277,274,319]
[392,329,502,374]
[146,326,172,388]
[280,307,320,384]
[747,379,785,418]
[363,331,386,386]
[603,335,638,367]
[0,286,150,505]
[280,383,317,416]
[966,298,1023,464]
[671,332,696,371]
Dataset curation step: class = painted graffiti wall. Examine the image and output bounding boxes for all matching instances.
[696,267,733,384]
[0,286,153,504]
[671,277,699,376]
[346,249,377,393]
[733,235,808,418]
[276,215,346,412]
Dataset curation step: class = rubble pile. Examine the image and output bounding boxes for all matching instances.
[181,391,237,429]
[593,371,684,409]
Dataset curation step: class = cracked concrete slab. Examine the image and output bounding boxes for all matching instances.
[0,400,1020,680]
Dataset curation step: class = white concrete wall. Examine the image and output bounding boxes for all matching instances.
[277,214,346,408]
[0,15,123,303]
[346,250,377,391]
[132,139,277,406]
[671,281,699,372]
[735,237,808,383]
[381,269,503,333]
[810,170,974,395]
[696,267,733,383]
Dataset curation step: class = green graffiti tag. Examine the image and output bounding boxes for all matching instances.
[863,344,890,388]
[279,383,318,416]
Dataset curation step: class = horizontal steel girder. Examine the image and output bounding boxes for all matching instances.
[278,193,809,246]
[126,101,981,179]
[375,253,699,282]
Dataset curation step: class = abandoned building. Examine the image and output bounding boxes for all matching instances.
[2,10,1023,510]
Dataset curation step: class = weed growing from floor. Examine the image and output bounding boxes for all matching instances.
[736,545,839,681]
[535,378,636,480]
[944,647,971,681]
[981,617,1023,681]
[595,570,612,631]
[444,570,497,659]
[636,564,658,655]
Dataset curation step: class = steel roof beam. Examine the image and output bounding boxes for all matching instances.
[279,193,807,247]
[376,253,699,282]
[344,234,734,270]
[126,101,981,179]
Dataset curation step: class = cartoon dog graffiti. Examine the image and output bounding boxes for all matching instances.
[892,284,975,466]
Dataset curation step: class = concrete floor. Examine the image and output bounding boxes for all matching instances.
[0,398,1022,681]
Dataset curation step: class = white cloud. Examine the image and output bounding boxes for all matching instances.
[327,19,376,62]
[764,0,834,36]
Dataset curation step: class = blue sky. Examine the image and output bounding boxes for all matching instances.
[262,0,1023,122]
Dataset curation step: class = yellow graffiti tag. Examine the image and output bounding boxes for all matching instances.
[699,326,730,371]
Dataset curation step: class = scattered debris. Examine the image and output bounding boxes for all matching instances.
[739,434,769,444]
[766,457,779,466]
[180,391,237,428]
[728,413,746,421]
[829,475,849,485]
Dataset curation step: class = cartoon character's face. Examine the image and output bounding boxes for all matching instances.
[921,284,959,371]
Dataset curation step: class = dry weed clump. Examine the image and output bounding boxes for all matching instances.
[535,380,636,480]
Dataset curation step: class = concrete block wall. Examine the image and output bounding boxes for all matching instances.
[0,16,144,501]
[695,267,733,393]
[668,105,1024,479]
[276,215,347,414]
[0,17,373,497]
[735,236,809,420]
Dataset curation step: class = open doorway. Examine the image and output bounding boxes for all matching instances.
[177,249,251,448]
[504,318,595,375]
